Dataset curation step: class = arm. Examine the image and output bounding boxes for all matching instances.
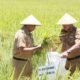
[18,45,42,55]
[61,42,80,58]
[67,42,80,53]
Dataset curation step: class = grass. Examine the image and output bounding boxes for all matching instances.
[0,0,80,80]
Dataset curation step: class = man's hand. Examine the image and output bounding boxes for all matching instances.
[34,44,43,55]
[60,51,68,58]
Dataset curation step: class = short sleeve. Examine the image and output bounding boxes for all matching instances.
[75,29,80,44]
[15,32,26,48]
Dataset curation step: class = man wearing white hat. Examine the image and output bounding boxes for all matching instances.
[58,13,80,75]
[13,15,42,80]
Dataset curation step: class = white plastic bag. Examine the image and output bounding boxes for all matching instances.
[38,52,67,80]
[45,52,67,77]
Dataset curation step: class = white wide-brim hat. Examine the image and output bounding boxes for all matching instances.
[20,15,41,26]
[57,13,77,25]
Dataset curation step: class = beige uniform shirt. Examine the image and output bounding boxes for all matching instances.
[13,28,34,79]
[13,28,34,59]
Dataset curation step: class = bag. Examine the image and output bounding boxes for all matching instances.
[38,52,67,80]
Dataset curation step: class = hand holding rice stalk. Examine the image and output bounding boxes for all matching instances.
[34,37,50,55]
[35,35,58,55]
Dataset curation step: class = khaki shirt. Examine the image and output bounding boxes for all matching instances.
[60,27,80,58]
[13,28,34,59]
[60,27,80,73]
[69,29,80,58]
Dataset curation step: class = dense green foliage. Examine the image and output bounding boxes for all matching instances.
[0,0,80,80]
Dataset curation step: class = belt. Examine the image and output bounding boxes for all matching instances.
[13,56,28,61]
[67,55,80,61]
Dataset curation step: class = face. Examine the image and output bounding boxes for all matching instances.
[24,25,36,32]
[63,24,72,31]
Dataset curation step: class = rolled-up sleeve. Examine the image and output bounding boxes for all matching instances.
[75,29,80,48]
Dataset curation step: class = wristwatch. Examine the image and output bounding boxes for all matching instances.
[67,51,71,54]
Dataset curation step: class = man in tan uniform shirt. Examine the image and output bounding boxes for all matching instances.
[13,15,42,80]
[58,13,80,75]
